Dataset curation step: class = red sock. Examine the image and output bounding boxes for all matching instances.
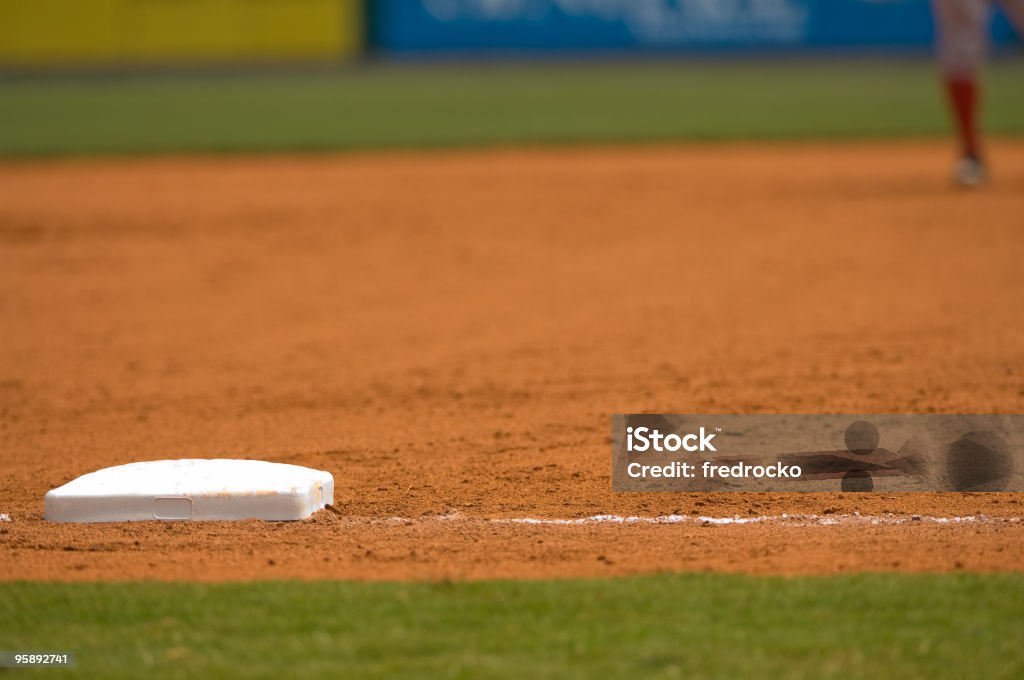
[945,77,981,160]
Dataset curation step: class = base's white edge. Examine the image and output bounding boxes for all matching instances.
[44,469,334,523]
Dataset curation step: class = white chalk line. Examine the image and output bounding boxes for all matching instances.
[2,510,1017,526]
[363,513,1024,527]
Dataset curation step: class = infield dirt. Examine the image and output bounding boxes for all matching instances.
[2,140,1023,581]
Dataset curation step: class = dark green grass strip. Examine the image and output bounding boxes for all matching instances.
[1,60,1022,157]
[2,573,1023,679]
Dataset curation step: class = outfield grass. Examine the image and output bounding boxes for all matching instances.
[2,574,1023,679]
[0,60,1022,157]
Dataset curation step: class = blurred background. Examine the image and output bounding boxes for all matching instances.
[0,0,1021,157]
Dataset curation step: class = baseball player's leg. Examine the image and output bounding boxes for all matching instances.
[932,0,990,185]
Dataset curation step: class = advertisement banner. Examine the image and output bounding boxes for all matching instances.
[370,0,1020,55]
[0,0,363,67]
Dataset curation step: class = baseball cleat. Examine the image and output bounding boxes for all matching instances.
[953,156,987,188]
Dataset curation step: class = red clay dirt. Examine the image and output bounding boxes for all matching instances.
[1,140,1023,581]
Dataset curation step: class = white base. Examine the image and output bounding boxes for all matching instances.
[45,459,334,523]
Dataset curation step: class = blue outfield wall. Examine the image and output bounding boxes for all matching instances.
[368,0,1021,56]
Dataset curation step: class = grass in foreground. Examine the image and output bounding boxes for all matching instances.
[2,573,1023,679]
[0,59,1022,157]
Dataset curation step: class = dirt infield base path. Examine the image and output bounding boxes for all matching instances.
[2,141,1023,581]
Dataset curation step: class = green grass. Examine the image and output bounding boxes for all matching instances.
[0,59,1022,157]
[2,574,1023,679]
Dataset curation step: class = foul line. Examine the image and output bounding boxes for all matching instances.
[362,513,1024,527]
